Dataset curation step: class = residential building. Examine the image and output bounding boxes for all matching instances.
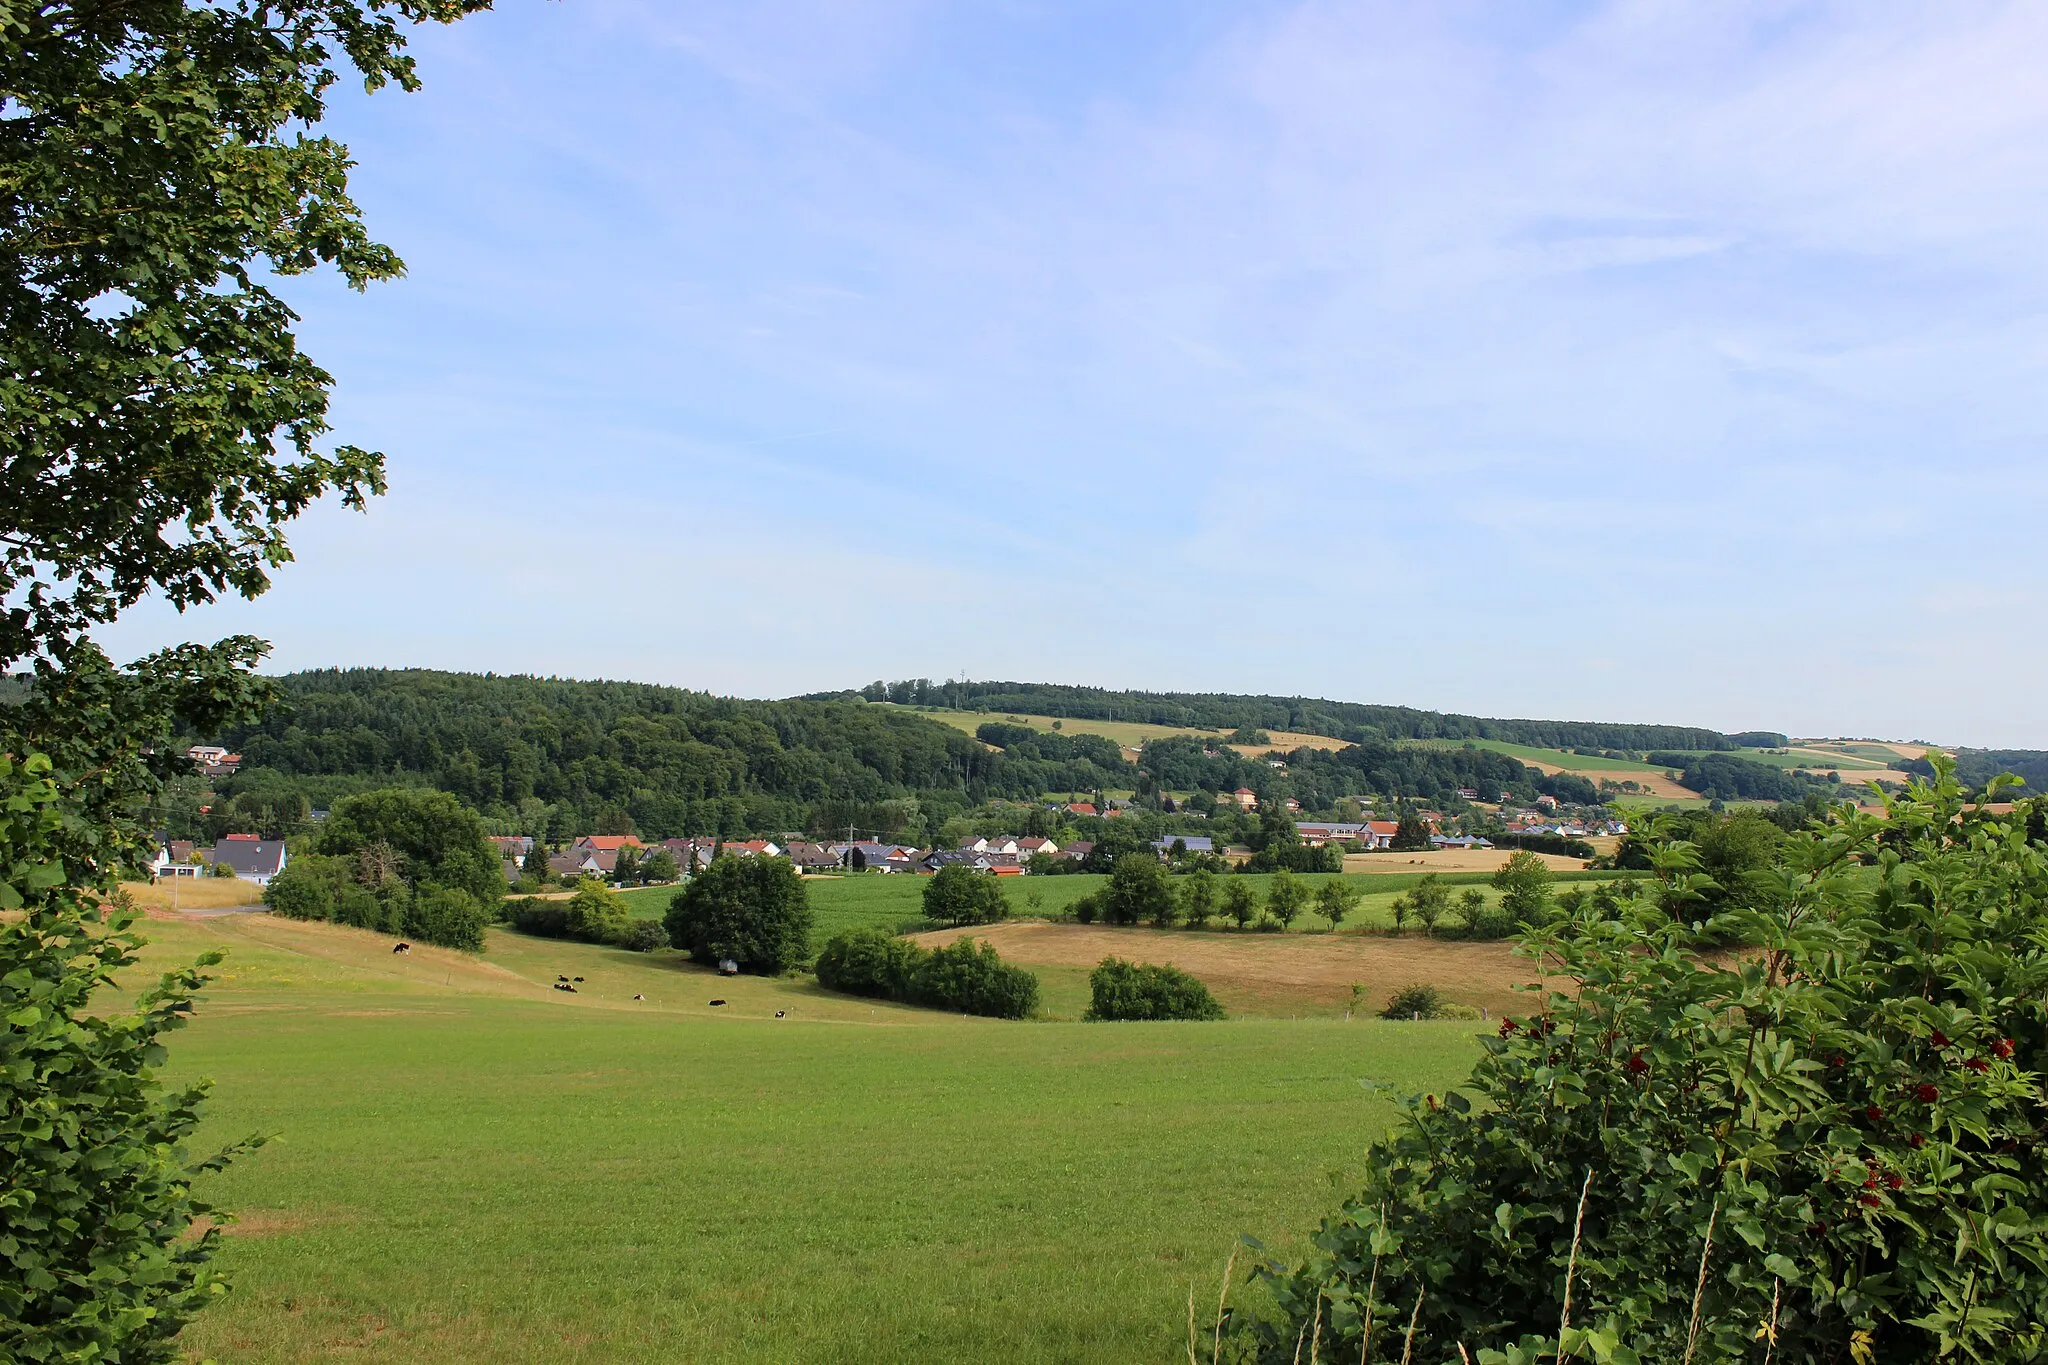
[1151,835,1216,857]
[206,834,288,884]
[1230,787,1258,809]
[1015,836,1060,858]
[574,834,646,853]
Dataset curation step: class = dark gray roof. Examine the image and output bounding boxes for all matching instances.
[207,838,286,876]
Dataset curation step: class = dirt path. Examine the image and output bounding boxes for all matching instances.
[912,921,1550,1017]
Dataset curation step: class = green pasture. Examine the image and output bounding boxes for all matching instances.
[123,916,1484,1364]
[618,869,1632,942]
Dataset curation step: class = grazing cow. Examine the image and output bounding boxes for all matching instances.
[708,999,726,1007]
[632,994,644,1001]
[392,942,411,955]
[774,1011,785,1019]
[573,976,584,983]
[556,975,568,982]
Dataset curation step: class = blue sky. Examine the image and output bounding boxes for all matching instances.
[102,1,2048,745]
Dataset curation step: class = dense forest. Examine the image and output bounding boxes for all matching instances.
[138,669,2040,842]
[823,678,1758,752]
[1132,735,1599,808]
[162,670,1624,842]
[184,670,1017,841]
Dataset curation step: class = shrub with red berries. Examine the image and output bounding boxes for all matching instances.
[1245,759,2048,1363]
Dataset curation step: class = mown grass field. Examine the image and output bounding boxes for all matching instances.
[122,913,1488,1364]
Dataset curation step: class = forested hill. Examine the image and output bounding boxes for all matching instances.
[201,669,1134,841]
[815,679,1770,753]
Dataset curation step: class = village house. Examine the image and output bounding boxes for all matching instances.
[1229,787,1258,809]
[1151,835,1216,858]
[574,834,646,853]
[1060,840,1095,863]
[206,834,288,885]
[1295,822,1368,847]
[488,835,534,862]
[147,839,204,879]
[783,842,842,873]
[1015,835,1059,858]
[1064,802,1098,817]
[551,847,616,879]
[840,842,922,873]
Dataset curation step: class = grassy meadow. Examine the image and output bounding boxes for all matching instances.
[121,912,1492,1363]
[618,867,1632,941]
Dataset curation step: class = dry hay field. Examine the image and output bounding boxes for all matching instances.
[912,920,1541,1018]
[1343,848,1589,875]
[896,705,1348,759]
[121,876,265,911]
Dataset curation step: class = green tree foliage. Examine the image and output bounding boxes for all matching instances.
[906,938,1041,1019]
[1389,814,1434,852]
[1078,819,1154,873]
[562,879,629,945]
[1083,957,1226,1021]
[1649,751,1829,802]
[1,754,265,1362]
[813,929,1038,1019]
[620,919,669,952]
[262,850,487,949]
[1243,810,1346,873]
[1491,849,1555,925]
[315,788,503,905]
[1264,868,1307,928]
[207,670,1031,840]
[0,0,488,675]
[1457,886,1515,940]
[1392,873,1452,937]
[1243,761,2048,1363]
[665,856,813,974]
[1180,868,1217,927]
[814,927,925,1000]
[638,848,679,883]
[1315,877,1359,931]
[921,863,1011,927]
[1223,879,1259,930]
[0,2,494,1352]
[1102,852,1176,926]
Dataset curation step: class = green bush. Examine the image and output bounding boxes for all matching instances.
[263,851,486,950]
[1379,982,1446,1019]
[562,879,630,944]
[815,927,923,999]
[1083,957,1225,1021]
[504,898,570,939]
[665,855,813,973]
[406,885,488,952]
[620,919,669,952]
[1244,761,2048,1363]
[814,930,1039,1019]
[908,938,1041,1020]
[921,863,1010,927]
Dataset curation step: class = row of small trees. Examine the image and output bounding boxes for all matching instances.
[1075,857,1365,931]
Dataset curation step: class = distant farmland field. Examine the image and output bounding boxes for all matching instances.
[132,912,1482,1364]
[886,704,1348,756]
